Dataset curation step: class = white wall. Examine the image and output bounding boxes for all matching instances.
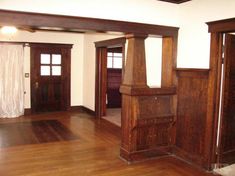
[83,33,122,110]
[0,31,84,108]
[0,0,180,26]
[178,0,235,68]
[145,37,162,88]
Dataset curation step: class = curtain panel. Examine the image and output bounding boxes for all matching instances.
[0,44,24,118]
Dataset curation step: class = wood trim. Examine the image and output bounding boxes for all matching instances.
[0,9,178,36]
[95,37,126,47]
[80,106,95,116]
[29,43,73,48]
[206,17,235,169]
[207,18,235,33]
[175,68,210,72]
[69,106,84,112]
[158,0,191,4]
[24,108,32,115]
[120,146,171,163]
[0,41,73,48]
[95,38,126,118]
[172,146,205,168]
[176,69,210,77]
[120,86,176,96]
[205,33,223,169]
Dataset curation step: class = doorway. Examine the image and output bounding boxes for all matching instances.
[216,33,235,165]
[95,37,126,126]
[30,43,72,113]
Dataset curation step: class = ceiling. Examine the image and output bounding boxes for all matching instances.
[158,0,191,4]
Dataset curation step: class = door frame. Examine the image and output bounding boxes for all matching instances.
[94,37,126,118]
[30,43,72,113]
[206,18,235,169]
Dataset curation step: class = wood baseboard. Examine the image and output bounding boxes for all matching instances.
[24,106,95,116]
[120,146,171,163]
[172,146,207,170]
[70,106,95,116]
[24,108,32,115]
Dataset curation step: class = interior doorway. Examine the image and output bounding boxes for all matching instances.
[216,33,235,165]
[95,37,126,127]
[30,43,72,113]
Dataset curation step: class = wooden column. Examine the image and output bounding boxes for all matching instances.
[122,34,148,88]
[120,34,175,162]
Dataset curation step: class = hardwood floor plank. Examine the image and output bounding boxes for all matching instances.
[0,111,216,176]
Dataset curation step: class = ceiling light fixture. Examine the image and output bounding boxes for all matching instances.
[1,26,18,35]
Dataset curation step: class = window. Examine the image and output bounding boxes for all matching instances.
[40,53,62,76]
[107,52,122,69]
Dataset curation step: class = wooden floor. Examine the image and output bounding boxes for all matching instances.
[0,111,216,176]
[0,120,78,147]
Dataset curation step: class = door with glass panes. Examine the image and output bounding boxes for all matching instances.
[107,47,123,108]
[30,44,71,112]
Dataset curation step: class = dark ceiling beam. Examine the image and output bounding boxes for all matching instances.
[0,9,178,37]
[158,0,191,4]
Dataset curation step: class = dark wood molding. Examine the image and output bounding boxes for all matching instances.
[0,41,73,48]
[95,38,126,118]
[70,106,95,116]
[95,37,126,48]
[206,18,235,169]
[175,68,210,72]
[29,43,73,48]
[158,0,191,4]
[69,106,84,112]
[0,9,178,36]
[24,108,32,115]
[207,18,235,33]
[120,146,171,163]
[120,86,176,96]
[81,106,96,116]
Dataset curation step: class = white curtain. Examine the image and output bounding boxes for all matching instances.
[0,44,24,118]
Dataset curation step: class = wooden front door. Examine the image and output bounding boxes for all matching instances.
[30,44,71,113]
[218,34,235,164]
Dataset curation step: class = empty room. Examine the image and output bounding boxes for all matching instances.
[0,0,235,176]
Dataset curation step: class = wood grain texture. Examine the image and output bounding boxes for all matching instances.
[219,34,235,164]
[107,69,122,108]
[0,9,179,36]
[0,111,215,176]
[207,17,235,33]
[30,44,71,112]
[206,18,235,168]
[120,35,176,162]
[205,33,223,170]
[95,38,126,118]
[175,69,210,168]
[0,120,78,147]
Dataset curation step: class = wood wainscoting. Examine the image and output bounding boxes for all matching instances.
[174,69,210,168]
[120,87,176,161]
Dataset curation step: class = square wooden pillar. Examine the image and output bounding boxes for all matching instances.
[120,34,175,162]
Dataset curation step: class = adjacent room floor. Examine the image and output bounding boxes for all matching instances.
[102,108,121,127]
[0,111,216,176]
